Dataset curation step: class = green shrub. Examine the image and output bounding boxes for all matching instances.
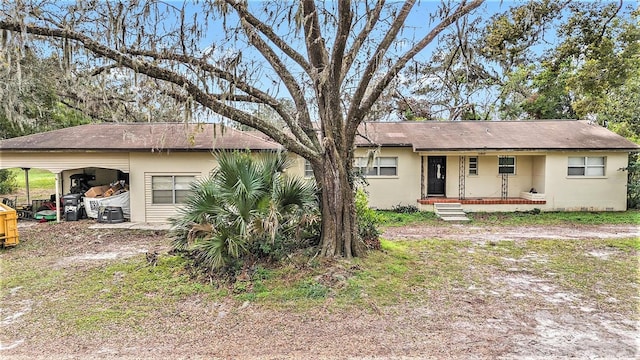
[170,151,320,275]
[355,189,381,250]
[0,169,18,194]
[391,204,419,213]
[624,153,640,209]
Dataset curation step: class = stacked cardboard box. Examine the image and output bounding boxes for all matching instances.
[84,181,128,198]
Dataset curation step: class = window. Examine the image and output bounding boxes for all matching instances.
[152,175,195,204]
[568,156,605,176]
[468,157,478,175]
[498,156,516,174]
[354,157,398,176]
[304,160,314,178]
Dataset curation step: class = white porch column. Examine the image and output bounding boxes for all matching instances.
[22,168,31,205]
[55,172,61,223]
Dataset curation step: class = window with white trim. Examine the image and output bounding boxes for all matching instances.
[468,157,478,175]
[568,156,605,176]
[151,175,195,204]
[354,157,398,176]
[304,160,314,178]
[498,156,516,174]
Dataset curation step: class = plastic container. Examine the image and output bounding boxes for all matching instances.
[0,203,19,247]
[97,206,125,224]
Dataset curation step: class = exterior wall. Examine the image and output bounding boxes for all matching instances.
[543,151,629,211]
[1,148,630,220]
[129,152,217,222]
[448,155,537,199]
[353,147,421,209]
[532,156,546,193]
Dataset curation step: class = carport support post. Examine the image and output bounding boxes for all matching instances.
[21,168,31,205]
[55,172,61,223]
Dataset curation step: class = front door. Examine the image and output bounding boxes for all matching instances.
[427,156,446,195]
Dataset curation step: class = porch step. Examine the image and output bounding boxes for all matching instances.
[434,203,470,222]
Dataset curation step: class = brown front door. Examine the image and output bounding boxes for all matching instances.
[427,156,446,195]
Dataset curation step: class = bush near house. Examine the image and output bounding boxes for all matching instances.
[625,153,640,209]
[355,189,382,250]
[0,169,18,194]
[170,151,320,275]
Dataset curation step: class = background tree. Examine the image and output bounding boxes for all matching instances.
[402,0,639,130]
[0,0,484,258]
[404,0,568,120]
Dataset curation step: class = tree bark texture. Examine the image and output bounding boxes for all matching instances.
[316,144,363,258]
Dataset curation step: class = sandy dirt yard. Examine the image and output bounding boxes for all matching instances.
[0,220,638,359]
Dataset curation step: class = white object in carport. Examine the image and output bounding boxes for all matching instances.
[83,191,130,219]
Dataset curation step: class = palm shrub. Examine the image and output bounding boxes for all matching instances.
[170,151,319,273]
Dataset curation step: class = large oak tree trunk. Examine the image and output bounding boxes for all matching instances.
[316,144,365,258]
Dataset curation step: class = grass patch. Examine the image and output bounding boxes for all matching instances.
[9,168,55,190]
[223,235,638,315]
[3,221,637,340]
[54,254,217,332]
[376,209,639,227]
[377,210,440,227]
[468,210,640,225]
[0,264,65,296]
[336,239,476,307]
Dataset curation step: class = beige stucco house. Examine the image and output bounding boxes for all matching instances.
[1,120,637,222]
[348,121,639,213]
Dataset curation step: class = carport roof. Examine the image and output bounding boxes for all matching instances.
[355,120,640,151]
[0,123,282,152]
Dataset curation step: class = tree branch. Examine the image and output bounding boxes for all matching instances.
[301,0,329,74]
[352,0,484,137]
[330,0,352,85]
[340,0,386,84]
[0,20,316,159]
[124,46,319,151]
[347,0,416,129]
[224,0,312,76]
[239,17,319,151]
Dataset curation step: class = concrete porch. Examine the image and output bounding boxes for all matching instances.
[418,197,547,205]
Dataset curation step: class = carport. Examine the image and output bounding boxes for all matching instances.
[0,152,130,222]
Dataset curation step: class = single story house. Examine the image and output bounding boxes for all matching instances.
[352,120,638,212]
[0,120,637,222]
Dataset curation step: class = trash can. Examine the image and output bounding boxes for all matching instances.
[0,203,19,247]
[62,193,83,206]
[62,193,85,221]
[97,206,125,224]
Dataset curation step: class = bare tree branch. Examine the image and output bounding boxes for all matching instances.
[224,0,312,76]
[0,19,316,159]
[345,0,417,138]
[340,0,385,84]
[355,0,484,134]
[330,0,352,85]
[239,17,319,152]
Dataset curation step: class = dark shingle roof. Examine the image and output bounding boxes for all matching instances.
[355,120,639,151]
[0,123,281,152]
[1,120,637,153]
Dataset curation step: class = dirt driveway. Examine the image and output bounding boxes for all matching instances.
[1,221,638,359]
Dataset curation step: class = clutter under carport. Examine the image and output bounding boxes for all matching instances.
[82,180,130,223]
